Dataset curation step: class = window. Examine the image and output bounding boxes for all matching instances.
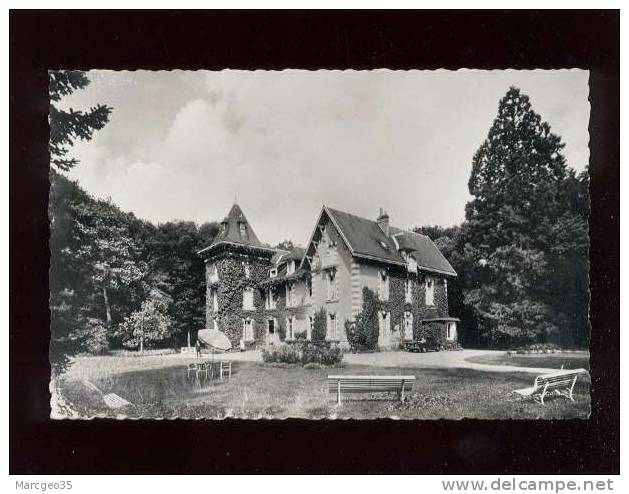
[405,278,413,303]
[444,278,448,298]
[447,322,456,341]
[403,311,413,340]
[287,260,295,275]
[286,283,294,307]
[243,262,250,279]
[378,269,390,301]
[239,222,246,236]
[286,316,295,340]
[243,318,254,341]
[425,277,435,306]
[270,268,278,278]
[326,268,338,301]
[208,264,219,283]
[307,315,314,340]
[265,288,276,310]
[306,277,313,298]
[328,313,339,340]
[378,311,391,337]
[242,287,254,310]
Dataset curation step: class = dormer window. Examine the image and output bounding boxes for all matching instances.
[287,260,295,275]
[270,268,277,278]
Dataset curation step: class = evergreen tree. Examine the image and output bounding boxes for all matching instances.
[463,87,588,347]
[49,71,112,171]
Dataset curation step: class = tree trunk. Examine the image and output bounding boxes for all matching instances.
[103,286,112,327]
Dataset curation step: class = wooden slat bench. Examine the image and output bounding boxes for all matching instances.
[513,368,588,405]
[328,375,416,405]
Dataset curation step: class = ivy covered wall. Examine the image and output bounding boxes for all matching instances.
[205,251,273,347]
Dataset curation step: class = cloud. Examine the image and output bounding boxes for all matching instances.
[66,69,590,245]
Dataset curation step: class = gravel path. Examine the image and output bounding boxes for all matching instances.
[64,348,586,381]
[343,349,575,374]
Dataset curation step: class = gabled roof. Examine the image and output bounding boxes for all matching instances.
[304,206,456,276]
[325,207,404,265]
[390,227,457,276]
[197,204,275,256]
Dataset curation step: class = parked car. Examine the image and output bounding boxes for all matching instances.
[403,337,442,353]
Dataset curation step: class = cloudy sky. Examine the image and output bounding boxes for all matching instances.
[62,69,589,246]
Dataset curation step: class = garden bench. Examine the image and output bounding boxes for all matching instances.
[513,368,588,405]
[328,375,416,405]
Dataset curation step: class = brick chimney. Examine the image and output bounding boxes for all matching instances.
[377,207,390,236]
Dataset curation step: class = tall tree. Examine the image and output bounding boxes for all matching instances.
[49,71,112,171]
[145,221,219,347]
[463,87,588,347]
[72,199,147,329]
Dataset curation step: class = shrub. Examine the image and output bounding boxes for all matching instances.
[261,340,344,366]
[516,342,560,352]
[261,344,301,364]
[83,318,109,355]
[346,288,380,352]
[301,340,344,366]
[294,330,308,341]
[311,307,327,342]
[442,340,463,351]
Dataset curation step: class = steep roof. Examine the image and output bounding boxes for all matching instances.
[324,206,457,276]
[391,227,457,276]
[198,204,274,255]
[325,207,405,266]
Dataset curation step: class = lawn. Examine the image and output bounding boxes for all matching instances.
[54,358,591,420]
[465,352,590,371]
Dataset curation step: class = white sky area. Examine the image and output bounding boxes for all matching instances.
[63,69,590,246]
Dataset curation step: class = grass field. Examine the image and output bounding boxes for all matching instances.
[54,358,591,420]
[465,352,590,371]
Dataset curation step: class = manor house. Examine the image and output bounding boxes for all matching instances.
[198,204,458,350]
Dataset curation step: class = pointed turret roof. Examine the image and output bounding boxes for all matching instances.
[198,204,275,257]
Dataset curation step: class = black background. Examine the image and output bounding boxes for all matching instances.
[10,10,620,474]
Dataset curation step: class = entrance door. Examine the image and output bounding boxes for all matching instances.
[266,318,279,345]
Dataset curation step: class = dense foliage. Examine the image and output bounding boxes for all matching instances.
[49,173,219,373]
[115,289,174,350]
[311,307,328,342]
[417,87,589,349]
[345,287,380,352]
